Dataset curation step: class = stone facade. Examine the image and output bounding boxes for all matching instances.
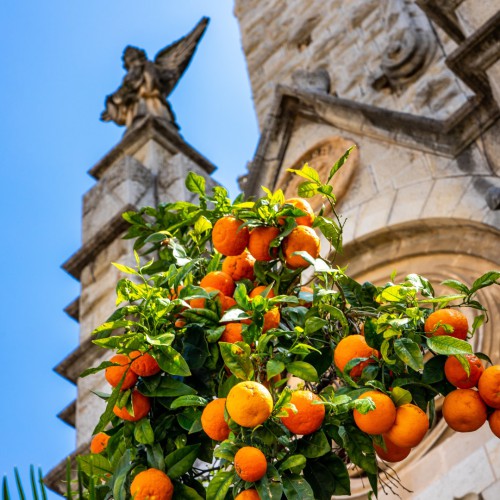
[237,0,500,498]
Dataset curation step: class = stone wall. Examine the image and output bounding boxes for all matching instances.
[234,0,471,129]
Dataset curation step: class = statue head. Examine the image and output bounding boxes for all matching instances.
[122,46,147,70]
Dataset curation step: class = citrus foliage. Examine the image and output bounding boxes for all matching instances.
[76,151,500,499]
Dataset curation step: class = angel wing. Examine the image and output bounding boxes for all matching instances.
[154,17,209,96]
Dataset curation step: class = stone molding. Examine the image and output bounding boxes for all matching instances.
[243,85,499,198]
[57,400,76,428]
[54,337,100,385]
[89,116,216,180]
[64,297,79,322]
[416,0,466,43]
[62,203,135,280]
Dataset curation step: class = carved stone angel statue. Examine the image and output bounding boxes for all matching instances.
[101,17,209,131]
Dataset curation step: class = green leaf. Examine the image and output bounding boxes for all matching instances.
[470,271,500,294]
[173,483,204,500]
[134,418,155,445]
[171,395,208,409]
[93,384,122,434]
[323,305,349,336]
[426,336,473,355]
[219,342,253,380]
[139,377,196,398]
[194,215,212,234]
[267,359,285,379]
[328,146,355,182]
[279,455,307,472]
[112,450,133,500]
[111,262,138,275]
[299,431,330,458]
[298,181,319,198]
[165,444,201,480]
[390,387,412,407]
[303,454,350,499]
[80,361,116,378]
[286,361,318,382]
[376,285,407,303]
[256,465,283,500]
[421,355,446,384]
[441,279,469,294]
[287,163,320,182]
[157,346,191,376]
[185,172,206,196]
[394,338,424,372]
[304,317,328,335]
[77,454,113,476]
[205,470,234,500]
[91,320,136,336]
[282,474,315,500]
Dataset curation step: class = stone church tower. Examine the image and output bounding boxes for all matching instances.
[46,2,500,498]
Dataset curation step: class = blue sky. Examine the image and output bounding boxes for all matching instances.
[0,1,258,497]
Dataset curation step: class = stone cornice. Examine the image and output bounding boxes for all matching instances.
[54,337,100,385]
[57,400,76,428]
[62,203,135,280]
[89,116,217,180]
[446,11,500,95]
[416,0,466,43]
[244,85,499,197]
[64,297,79,322]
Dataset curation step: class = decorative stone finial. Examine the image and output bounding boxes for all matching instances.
[101,17,209,131]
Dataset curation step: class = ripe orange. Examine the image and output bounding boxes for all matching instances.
[263,308,280,332]
[222,251,255,281]
[442,388,487,432]
[383,404,429,448]
[90,432,110,454]
[282,225,320,269]
[130,468,174,500]
[248,226,280,262]
[249,286,275,299]
[235,490,260,500]
[220,295,237,313]
[280,390,325,435]
[488,409,500,438]
[200,271,235,297]
[174,318,186,328]
[212,216,249,256]
[220,323,244,343]
[333,335,379,379]
[201,398,230,441]
[373,435,411,463]
[444,354,484,389]
[105,354,138,390]
[113,389,151,422]
[353,391,397,435]
[226,381,273,428]
[234,446,267,482]
[424,308,468,340]
[478,365,500,408]
[279,198,315,227]
[130,351,161,377]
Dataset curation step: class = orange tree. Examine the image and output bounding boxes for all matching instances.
[77,149,500,499]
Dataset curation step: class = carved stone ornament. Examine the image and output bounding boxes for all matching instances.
[278,137,359,213]
[101,17,209,131]
[372,0,437,91]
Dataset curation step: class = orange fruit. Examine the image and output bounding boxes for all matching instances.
[478,365,500,408]
[442,388,487,432]
[130,351,161,377]
[200,271,235,297]
[105,354,138,390]
[90,432,110,454]
[226,381,273,428]
[249,286,275,299]
[279,198,315,227]
[280,390,325,435]
[220,323,244,343]
[424,308,468,340]
[175,318,186,328]
[263,308,280,332]
[373,435,411,463]
[444,354,484,389]
[282,225,320,269]
[113,389,151,422]
[488,409,500,438]
[234,446,267,482]
[235,490,260,500]
[383,404,429,448]
[212,216,249,256]
[201,398,230,441]
[248,226,280,261]
[353,391,397,435]
[220,295,237,313]
[222,251,255,281]
[333,335,379,379]
[130,468,174,500]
